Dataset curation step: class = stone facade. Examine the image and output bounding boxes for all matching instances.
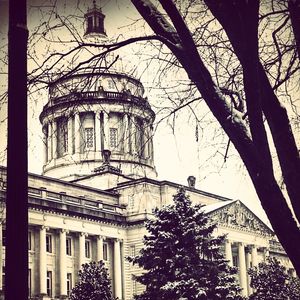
[0,168,295,299]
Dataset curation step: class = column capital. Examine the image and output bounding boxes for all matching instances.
[60,229,69,234]
[41,225,49,231]
[79,232,88,237]
[98,235,106,241]
[114,238,123,243]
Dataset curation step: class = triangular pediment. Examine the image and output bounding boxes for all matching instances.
[205,200,274,236]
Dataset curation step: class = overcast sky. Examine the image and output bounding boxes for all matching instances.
[0,0,273,224]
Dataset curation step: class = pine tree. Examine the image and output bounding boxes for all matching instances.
[248,257,300,300]
[128,188,242,300]
[70,261,115,300]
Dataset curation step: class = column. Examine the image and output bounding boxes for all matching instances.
[67,115,73,155]
[224,239,233,267]
[95,111,101,153]
[251,245,258,267]
[39,226,47,295]
[245,248,252,295]
[48,122,52,160]
[128,116,132,154]
[141,120,146,158]
[149,125,154,160]
[0,222,3,291]
[96,236,104,262]
[131,117,136,154]
[59,229,67,297]
[103,112,109,149]
[238,242,248,297]
[74,113,81,154]
[42,126,48,164]
[145,123,151,159]
[122,114,129,153]
[52,120,57,159]
[78,233,86,269]
[114,239,122,299]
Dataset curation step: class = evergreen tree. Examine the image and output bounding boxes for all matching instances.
[248,257,300,300]
[128,188,242,300]
[70,261,115,300]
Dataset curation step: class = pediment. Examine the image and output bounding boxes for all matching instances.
[206,200,274,236]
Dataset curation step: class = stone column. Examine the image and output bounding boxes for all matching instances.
[95,111,101,153]
[42,126,48,164]
[238,242,248,297]
[67,115,73,155]
[144,123,150,159]
[78,233,86,269]
[122,114,129,153]
[39,226,47,295]
[59,229,68,297]
[149,125,154,160]
[52,120,57,159]
[225,239,233,267]
[96,236,104,262]
[103,112,110,149]
[251,245,258,267]
[114,239,122,299]
[48,122,53,160]
[131,118,136,154]
[74,113,81,154]
[245,248,252,295]
[128,116,132,154]
[0,222,3,291]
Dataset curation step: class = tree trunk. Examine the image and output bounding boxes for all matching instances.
[131,0,300,276]
[288,0,300,61]
[6,0,28,299]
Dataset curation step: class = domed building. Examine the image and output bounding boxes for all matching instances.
[0,2,296,300]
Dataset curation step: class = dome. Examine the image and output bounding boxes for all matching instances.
[39,55,157,181]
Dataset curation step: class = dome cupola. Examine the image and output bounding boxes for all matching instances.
[84,0,107,38]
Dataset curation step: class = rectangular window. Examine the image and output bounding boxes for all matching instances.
[57,117,68,157]
[28,269,32,297]
[233,255,238,268]
[46,234,52,253]
[46,271,52,297]
[109,128,118,148]
[135,120,144,157]
[103,243,108,261]
[85,240,91,258]
[28,232,32,251]
[130,245,136,257]
[85,127,94,149]
[67,273,72,296]
[66,237,72,256]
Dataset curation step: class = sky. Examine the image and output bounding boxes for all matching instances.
[0,0,275,224]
